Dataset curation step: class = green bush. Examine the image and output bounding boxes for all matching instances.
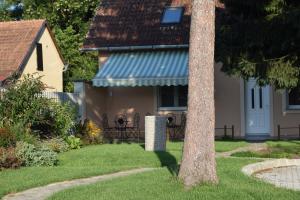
[66,136,81,149]
[0,147,21,170]
[8,123,38,145]
[0,128,16,147]
[42,138,69,153]
[0,75,76,138]
[15,142,58,167]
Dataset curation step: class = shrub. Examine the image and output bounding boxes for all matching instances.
[0,128,16,147]
[15,142,58,167]
[66,136,81,149]
[9,123,38,145]
[0,147,22,169]
[0,75,76,138]
[42,138,69,153]
[81,119,103,144]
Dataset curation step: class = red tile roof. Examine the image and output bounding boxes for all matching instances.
[0,19,46,81]
[82,0,192,50]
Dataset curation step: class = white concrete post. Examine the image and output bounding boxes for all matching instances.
[145,116,167,151]
[73,82,86,122]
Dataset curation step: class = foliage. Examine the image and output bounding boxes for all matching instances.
[1,0,99,92]
[15,141,58,167]
[0,75,76,138]
[8,123,38,145]
[0,147,21,170]
[66,135,81,149]
[217,0,300,89]
[0,75,47,128]
[0,128,16,148]
[33,101,76,137]
[42,138,69,153]
[81,119,103,144]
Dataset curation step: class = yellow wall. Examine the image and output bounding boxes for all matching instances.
[22,28,64,91]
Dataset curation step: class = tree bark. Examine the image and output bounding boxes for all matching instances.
[178,0,218,187]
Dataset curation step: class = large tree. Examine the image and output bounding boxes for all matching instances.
[179,0,218,187]
[216,0,300,90]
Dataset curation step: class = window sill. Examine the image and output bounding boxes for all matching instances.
[158,107,187,111]
[283,109,300,114]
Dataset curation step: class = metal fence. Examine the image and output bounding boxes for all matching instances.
[277,125,300,140]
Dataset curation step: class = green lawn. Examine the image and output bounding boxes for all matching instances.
[232,140,300,158]
[49,158,300,200]
[0,141,247,198]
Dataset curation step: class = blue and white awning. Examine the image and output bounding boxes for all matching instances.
[92,50,188,87]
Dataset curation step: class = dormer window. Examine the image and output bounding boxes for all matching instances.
[161,7,184,24]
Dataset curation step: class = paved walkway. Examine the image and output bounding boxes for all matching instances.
[216,142,267,158]
[2,168,156,200]
[255,166,300,191]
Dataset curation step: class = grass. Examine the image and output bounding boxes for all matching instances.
[232,140,300,159]
[49,158,300,200]
[0,141,246,198]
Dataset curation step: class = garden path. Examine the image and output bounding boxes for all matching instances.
[2,168,156,200]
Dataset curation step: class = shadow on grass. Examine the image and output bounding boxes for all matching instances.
[140,144,179,176]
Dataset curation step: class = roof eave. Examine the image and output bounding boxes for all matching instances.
[80,44,189,52]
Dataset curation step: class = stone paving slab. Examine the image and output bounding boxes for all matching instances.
[242,159,300,191]
[3,168,156,200]
[255,166,300,191]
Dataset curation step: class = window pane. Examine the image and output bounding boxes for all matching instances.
[160,86,175,107]
[162,7,183,24]
[289,87,300,105]
[178,86,188,107]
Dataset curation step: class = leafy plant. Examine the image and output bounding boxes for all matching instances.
[0,147,21,169]
[42,138,69,153]
[81,119,103,144]
[8,122,38,145]
[15,141,58,167]
[66,135,81,149]
[0,128,16,148]
[0,75,76,138]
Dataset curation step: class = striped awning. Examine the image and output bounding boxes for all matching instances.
[92,50,188,87]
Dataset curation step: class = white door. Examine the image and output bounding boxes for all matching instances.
[245,79,271,135]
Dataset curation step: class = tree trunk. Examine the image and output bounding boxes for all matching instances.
[178,0,218,187]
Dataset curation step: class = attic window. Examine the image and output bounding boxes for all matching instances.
[36,43,43,71]
[161,7,184,24]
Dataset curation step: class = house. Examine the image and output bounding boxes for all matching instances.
[0,19,65,91]
[77,0,300,140]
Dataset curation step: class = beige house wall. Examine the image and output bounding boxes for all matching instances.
[214,63,242,137]
[22,28,64,92]
[272,90,300,138]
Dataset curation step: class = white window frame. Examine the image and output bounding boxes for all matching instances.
[157,86,187,111]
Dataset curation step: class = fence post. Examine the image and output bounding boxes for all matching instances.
[224,125,227,138]
[277,125,281,140]
[231,125,235,139]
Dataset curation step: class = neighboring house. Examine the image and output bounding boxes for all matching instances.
[78,0,300,140]
[0,19,65,91]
